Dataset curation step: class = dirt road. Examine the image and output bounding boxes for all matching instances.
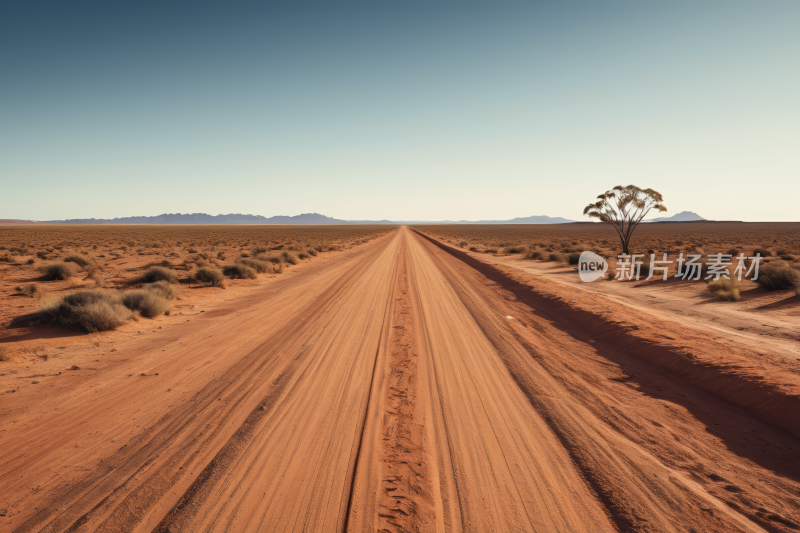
[1,227,798,532]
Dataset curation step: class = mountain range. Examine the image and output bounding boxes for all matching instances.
[43,213,578,225]
[34,211,705,225]
[646,211,705,222]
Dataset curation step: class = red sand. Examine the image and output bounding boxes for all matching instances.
[1,227,798,532]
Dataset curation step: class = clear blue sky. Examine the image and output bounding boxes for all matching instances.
[2,2,798,221]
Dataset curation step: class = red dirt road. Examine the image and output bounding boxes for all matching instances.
[1,227,798,532]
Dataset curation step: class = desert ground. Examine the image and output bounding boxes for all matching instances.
[1,223,799,532]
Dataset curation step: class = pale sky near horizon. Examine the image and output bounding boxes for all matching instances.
[1,2,799,222]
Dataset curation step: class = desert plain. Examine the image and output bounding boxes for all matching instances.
[0,222,799,532]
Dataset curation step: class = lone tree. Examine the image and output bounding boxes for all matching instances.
[583,185,667,254]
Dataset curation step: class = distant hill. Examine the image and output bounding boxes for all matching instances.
[647,211,706,222]
[0,219,48,224]
[420,215,576,225]
[42,212,575,225]
[46,213,359,225]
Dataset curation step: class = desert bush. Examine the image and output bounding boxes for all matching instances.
[222,264,257,279]
[504,246,527,254]
[122,289,170,318]
[146,280,178,300]
[755,261,800,291]
[40,290,132,332]
[281,251,298,265]
[637,262,651,279]
[307,248,318,256]
[752,248,771,257]
[46,262,80,280]
[567,253,581,265]
[459,241,468,248]
[63,254,91,267]
[298,252,308,260]
[36,251,49,259]
[0,253,12,262]
[726,248,739,256]
[484,248,498,254]
[708,278,741,301]
[195,267,224,286]
[264,254,282,264]
[237,258,270,273]
[547,253,562,262]
[15,283,42,298]
[252,246,267,255]
[26,258,35,265]
[526,250,544,260]
[143,266,179,284]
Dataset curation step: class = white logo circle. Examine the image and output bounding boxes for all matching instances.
[578,251,608,282]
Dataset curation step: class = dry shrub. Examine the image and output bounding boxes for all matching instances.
[252,246,267,255]
[46,262,80,280]
[708,278,741,301]
[40,290,132,332]
[122,289,171,318]
[306,248,318,256]
[752,248,772,257]
[504,246,527,254]
[195,267,224,287]
[15,283,42,298]
[0,346,13,362]
[755,261,800,291]
[547,253,562,262]
[222,264,257,279]
[63,254,91,267]
[147,280,178,300]
[143,266,179,284]
[526,250,544,260]
[281,251,298,265]
[0,253,13,262]
[237,258,270,273]
[264,254,282,264]
[567,253,581,265]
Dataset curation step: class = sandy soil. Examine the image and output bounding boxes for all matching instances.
[1,227,799,532]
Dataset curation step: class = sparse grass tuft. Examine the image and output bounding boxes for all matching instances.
[143,266,179,284]
[195,267,225,287]
[0,346,16,363]
[526,250,544,260]
[15,283,42,298]
[222,264,257,279]
[63,254,91,267]
[708,278,741,301]
[237,258,270,273]
[122,289,171,318]
[46,262,80,280]
[281,251,298,265]
[755,261,800,291]
[146,280,178,300]
[40,290,132,332]
[752,248,771,258]
[504,246,527,254]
